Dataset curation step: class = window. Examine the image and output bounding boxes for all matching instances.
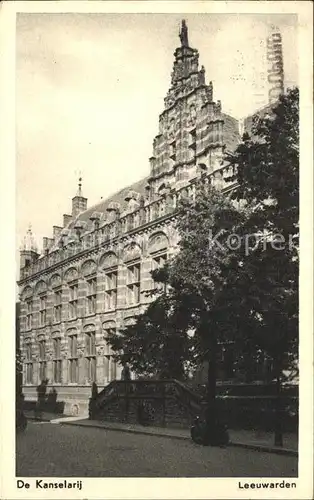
[104,271,117,310]
[126,263,141,305]
[53,338,62,383]
[68,283,78,319]
[86,277,97,315]
[151,254,167,291]
[53,289,62,323]
[104,328,117,382]
[26,299,33,330]
[68,335,78,383]
[85,332,96,382]
[169,141,176,161]
[189,129,197,160]
[158,200,165,218]
[38,340,46,382]
[25,343,33,384]
[39,295,47,327]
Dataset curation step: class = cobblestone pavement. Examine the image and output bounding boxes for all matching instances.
[16,422,298,477]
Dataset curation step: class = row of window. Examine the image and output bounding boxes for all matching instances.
[24,334,117,384]
[24,264,141,328]
[24,255,167,329]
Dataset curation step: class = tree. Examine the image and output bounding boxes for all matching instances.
[165,184,245,434]
[224,88,299,445]
[107,291,195,380]
[107,89,299,446]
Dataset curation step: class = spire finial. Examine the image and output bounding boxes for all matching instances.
[179,19,189,47]
[21,223,37,252]
[77,171,82,196]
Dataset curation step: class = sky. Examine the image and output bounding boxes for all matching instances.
[16,12,298,255]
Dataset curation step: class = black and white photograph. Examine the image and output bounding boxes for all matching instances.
[0,1,313,499]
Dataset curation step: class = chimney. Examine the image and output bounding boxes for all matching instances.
[63,214,72,227]
[53,226,63,240]
[43,237,49,253]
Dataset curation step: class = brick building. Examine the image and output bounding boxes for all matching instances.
[18,21,258,415]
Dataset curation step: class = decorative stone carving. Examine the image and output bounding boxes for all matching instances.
[34,280,47,295]
[64,267,78,282]
[124,317,136,327]
[168,118,175,140]
[66,328,77,336]
[83,324,96,333]
[99,252,118,269]
[81,259,97,277]
[123,242,141,262]
[50,274,62,289]
[96,345,104,356]
[77,347,85,358]
[148,232,169,254]
[21,286,33,300]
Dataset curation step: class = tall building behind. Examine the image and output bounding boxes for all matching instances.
[18,21,264,415]
[267,25,285,104]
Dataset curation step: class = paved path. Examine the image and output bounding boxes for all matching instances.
[60,418,298,454]
[25,411,298,455]
[16,421,298,477]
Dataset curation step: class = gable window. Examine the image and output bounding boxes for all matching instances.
[104,270,117,311]
[53,289,62,323]
[39,295,47,327]
[85,331,96,382]
[126,263,141,305]
[68,283,78,319]
[38,340,46,382]
[86,277,97,315]
[53,337,62,383]
[68,334,78,383]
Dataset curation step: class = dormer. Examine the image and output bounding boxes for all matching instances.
[107,202,120,221]
[89,211,102,230]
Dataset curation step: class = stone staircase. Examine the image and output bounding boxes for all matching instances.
[89,379,204,429]
[89,379,298,432]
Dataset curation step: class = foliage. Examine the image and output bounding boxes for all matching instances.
[107,88,299,393]
[224,87,299,377]
[107,292,194,379]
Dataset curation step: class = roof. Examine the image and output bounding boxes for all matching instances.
[75,176,149,224]
[48,176,150,251]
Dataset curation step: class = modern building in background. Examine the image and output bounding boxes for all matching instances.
[17,21,281,415]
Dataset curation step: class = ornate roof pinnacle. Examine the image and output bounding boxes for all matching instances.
[77,175,82,196]
[179,19,189,47]
[21,223,38,253]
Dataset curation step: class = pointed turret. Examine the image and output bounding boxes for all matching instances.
[20,224,39,269]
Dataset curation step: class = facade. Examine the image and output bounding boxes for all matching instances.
[18,21,247,415]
